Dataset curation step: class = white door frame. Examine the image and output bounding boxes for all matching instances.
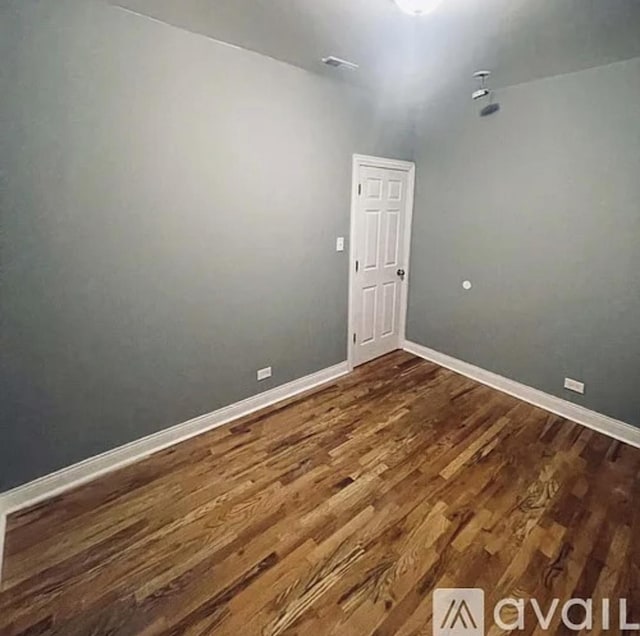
[347,154,416,370]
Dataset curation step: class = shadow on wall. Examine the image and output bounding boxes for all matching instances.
[480,102,501,117]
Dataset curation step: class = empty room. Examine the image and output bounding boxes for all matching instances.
[1,0,639,634]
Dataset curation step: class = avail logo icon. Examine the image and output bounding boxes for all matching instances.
[434,588,485,636]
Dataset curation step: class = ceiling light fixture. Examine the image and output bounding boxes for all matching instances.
[472,70,491,100]
[393,0,442,16]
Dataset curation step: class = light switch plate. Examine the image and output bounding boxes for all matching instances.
[336,237,345,252]
[564,377,585,394]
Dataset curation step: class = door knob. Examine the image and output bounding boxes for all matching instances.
[397,268,406,280]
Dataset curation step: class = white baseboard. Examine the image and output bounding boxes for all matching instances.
[403,339,640,450]
[0,361,349,582]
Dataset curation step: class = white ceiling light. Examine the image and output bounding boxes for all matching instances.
[393,0,442,16]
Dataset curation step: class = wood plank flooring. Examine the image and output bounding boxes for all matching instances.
[1,351,639,635]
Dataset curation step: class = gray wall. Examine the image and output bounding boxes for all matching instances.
[0,0,413,490]
[407,57,640,427]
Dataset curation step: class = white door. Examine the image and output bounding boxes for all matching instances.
[351,164,410,367]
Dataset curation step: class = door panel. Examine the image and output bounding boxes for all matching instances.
[352,165,409,366]
[388,178,403,201]
[384,211,400,266]
[361,285,377,344]
[363,211,380,270]
[381,282,397,336]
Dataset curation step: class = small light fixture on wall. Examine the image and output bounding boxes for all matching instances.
[472,70,492,100]
[472,71,501,116]
[393,0,443,16]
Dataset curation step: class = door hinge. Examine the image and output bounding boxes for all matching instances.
[355,260,359,273]
[358,183,362,196]
[353,333,357,344]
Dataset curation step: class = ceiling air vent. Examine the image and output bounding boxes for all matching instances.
[321,56,359,70]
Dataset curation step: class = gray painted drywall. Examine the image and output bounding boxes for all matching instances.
[0,0,413,490]
[407,57,640,427]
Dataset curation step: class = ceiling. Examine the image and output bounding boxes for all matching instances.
[110,0,640,101]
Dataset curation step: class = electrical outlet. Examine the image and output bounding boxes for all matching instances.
[564,377,585,395]
[257,367,272,381]
[336,236,345,252]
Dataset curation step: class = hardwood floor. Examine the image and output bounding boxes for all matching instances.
[1,351,639,635]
